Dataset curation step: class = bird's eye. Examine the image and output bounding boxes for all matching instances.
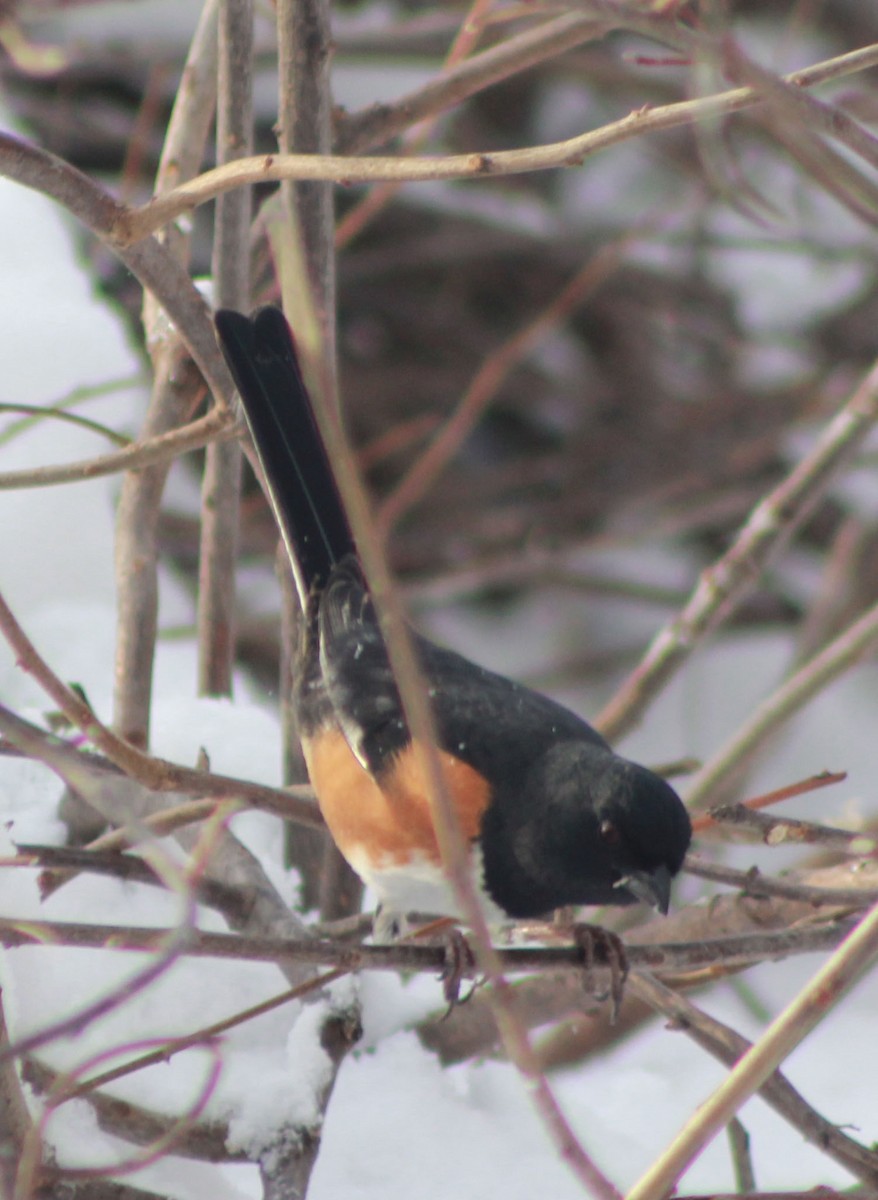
[600,819,621,845]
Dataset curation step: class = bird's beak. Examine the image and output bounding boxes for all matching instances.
[617,864,673,914]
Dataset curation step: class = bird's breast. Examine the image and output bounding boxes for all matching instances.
[302,725,492,873]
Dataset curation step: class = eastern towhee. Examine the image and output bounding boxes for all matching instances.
[215,306,692,939]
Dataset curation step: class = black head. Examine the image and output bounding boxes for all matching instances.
[481,741,692,919]
[580,750,691,913]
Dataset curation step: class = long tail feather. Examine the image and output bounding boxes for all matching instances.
[215,306,357,604]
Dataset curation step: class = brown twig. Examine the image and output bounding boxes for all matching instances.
[118,0,222,747]
[683,854,878,908]
[336,10,616,154]
[726,1118,756,1195]
[277,0,336,361]
[114,341,201,747]
[379,238,630,529]
[629,972,878,1187]
[23,1055,235,1164]
[274,0,364,930]
[11,842,244,913]
[724,40,878,227]
[0,913,856,979]
[625,899,878,1200]
[675,1193,877,1200]
[118,44,878,242]
[19,1042,222,1189]
[336,0,829,162]
[0,407,234,492]
[0,592,170,782]
[691,771,848,835]
[0,702,321,827]
[701,804,872,853]
[0,991,33,1197]
[336,0,495,248]
[598,355,878,742]
[684,599,878,809]
[196,0,253,698]
[0,397,132,448]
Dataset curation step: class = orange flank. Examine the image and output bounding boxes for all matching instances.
[303,728,492,867]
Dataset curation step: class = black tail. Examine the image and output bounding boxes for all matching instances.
[215,306,357,605]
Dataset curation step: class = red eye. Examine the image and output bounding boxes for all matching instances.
[600,820,621,845]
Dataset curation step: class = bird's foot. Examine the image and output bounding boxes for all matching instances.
[371,910,479,1010]
[570,923,629,1022]
[436,926,478,1011]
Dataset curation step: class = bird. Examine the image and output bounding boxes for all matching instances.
[214,305,692,941]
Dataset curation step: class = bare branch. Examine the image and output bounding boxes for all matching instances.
[625,900,878,1200]
[380,238,631,529]
[685,600,878,809]
[119,44,878,242]
[0,408,234,492]
[630,972,878,1187]
[0,912,856,979]
[197,0,253,697]
[0,991,33,1197]
[598,356,878,742]
[0,703,321,827]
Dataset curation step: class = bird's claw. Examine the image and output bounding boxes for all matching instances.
[438,927,478,1013]
[571,923,629,1022]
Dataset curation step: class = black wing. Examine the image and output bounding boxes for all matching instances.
[314,563,609,781]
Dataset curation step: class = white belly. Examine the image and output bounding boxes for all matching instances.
[346,844,507,938]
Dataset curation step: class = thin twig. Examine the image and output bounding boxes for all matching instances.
[0,914,854,978]
[277,0,336,362]
[700,804,872,853]
[0,991,33,1197]
[629,972,878,1187]
[23,1056,237,1163]
[727,1119,756,1195]
[336,0,496,248]
[0,701,321,827]
[691,771,848,835]
[724,40,878,226]
[0,398,131,447]
[119,43,878,242]
[379,238,630,529]
[684,599,878,809]
[0,407,234,492]
[337,10,617,154]
[684,854,878,907]
[114,342,200,746]
[274,0,363,929]
[625,899,878,1200]
[18,1040,223,1190]
[598,354,878,741]
[197,0,253,697]
[12,841,245,915]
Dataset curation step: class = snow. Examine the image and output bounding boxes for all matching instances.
[1,103,877,1200]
